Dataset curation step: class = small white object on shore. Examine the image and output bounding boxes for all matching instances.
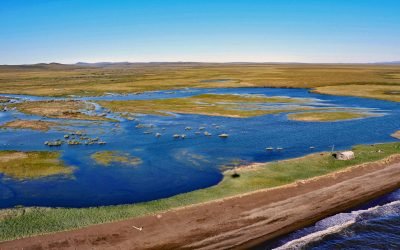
[335,151,355,160]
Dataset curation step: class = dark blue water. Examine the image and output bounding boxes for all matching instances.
[258,189,400,250]
[0,87,399,209]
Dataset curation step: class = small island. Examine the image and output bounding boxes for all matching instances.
[288,111,371,122]
[0,151,74,180]
[1,120,60,131]
[91,151,143,167]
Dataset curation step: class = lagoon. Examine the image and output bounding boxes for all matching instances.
[0,87,399,208]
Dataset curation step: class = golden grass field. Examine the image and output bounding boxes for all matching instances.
[313,84,400,102]
[0,63,399,101]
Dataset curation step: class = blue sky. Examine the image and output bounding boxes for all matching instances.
[1,0,399,64]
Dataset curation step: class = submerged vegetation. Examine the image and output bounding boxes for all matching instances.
[99,93,312,118]
[1,142,400,241]
[288,111,371,122]
[0,151,73,180]
[91,151,143,166]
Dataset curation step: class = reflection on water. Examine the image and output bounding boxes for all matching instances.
[0,87,399,208]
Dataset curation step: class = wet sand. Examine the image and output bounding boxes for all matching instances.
[2,155,400,250]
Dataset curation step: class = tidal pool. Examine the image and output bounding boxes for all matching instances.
[0,87,399,208]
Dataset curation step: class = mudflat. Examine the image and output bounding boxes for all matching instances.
[2,155,400,250]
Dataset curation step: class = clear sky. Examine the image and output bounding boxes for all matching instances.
[1,0,399,64]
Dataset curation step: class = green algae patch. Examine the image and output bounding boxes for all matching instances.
[99,93,311,118]
[91,151,143,167]
[288,111,371,122]
[2,142,400,241]
[0,151,74,180]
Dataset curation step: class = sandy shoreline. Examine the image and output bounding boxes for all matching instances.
[2,155,400,249]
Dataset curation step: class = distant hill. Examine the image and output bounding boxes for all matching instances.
[75,62,132,67]
[373,61,400,65]
[0,63,84,71]
[1,61,400,70]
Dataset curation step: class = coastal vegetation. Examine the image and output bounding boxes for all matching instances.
[0,151,74,180]
[0,120,60,131]
[288,111,371,122]
[1,142,399,241]
[91,151,143,166]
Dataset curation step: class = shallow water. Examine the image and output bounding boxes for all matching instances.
[0,87,399,208]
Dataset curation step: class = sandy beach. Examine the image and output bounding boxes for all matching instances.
[2,155,400,250]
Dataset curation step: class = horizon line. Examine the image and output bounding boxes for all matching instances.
[1,60,400,66]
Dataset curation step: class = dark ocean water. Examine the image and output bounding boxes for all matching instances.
[257,189,400,250]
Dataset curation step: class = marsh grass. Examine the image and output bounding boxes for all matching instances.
[313,84,400,102]
[287,111,370,122]
[99,93,311,118]
[0,64,399,98]
[11,100,112,121]
[0,151,73,180]
[91,151,142,166]
[0,120,60,131]
[1,142,400,241]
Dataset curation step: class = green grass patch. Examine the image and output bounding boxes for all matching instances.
[1,142,400,241]
[0,151,74,180]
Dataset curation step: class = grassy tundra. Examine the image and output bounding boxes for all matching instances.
[0,63,400,101]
